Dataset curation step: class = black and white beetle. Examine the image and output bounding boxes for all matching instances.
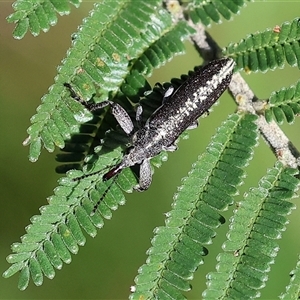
[65,58,235,209]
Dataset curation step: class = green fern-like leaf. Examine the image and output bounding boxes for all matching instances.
[280,255,300,299]
[2,68,198,289]
[2,148,136,290]
[130,113,259,299]
[203,162,299,299]
[184,0,251,26]
[7,0,81,39]
[23,0,194,162]
[264,80,300,124]
[225,18,300,72]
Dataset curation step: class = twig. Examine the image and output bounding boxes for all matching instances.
[188,19,300,168]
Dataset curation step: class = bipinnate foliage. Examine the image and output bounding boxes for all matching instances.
[225,18,300,72]
[7,0,81,39]
[131,113,258,299]
[203,162,298,299]
[4,1,300,299]
[265,80,300,124]
[21,0,194,163]
[280,255,300,299]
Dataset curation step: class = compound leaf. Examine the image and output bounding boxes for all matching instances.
[184,0,251,26]
[225,18,300,73]
[7,0,81,39]
[264,80,300,124]
[4,63,209,289]
[23,0,194,162]
[130,113,259,299]
[203,162,299,299]
[280,255,300,300]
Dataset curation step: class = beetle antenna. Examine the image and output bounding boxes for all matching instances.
[72,167,119,216]
[72,169,105,181]
[71,160,121,215]
[90,175,119,216]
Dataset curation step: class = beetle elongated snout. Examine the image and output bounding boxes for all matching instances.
[103,163,122,181]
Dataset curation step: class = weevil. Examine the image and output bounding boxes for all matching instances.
[65,58,235,210]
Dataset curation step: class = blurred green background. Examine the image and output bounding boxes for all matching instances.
[1,1,300,299]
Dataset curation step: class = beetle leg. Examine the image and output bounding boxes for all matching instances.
[87,101,134,135]
[135,159,152,191]
[162,85,175,103]
[64,83,134,135]
[163,144,177,152]
[187,120,198,130]
[108,101,134,135]
[136,104,143,127]
[154,82,175,104]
